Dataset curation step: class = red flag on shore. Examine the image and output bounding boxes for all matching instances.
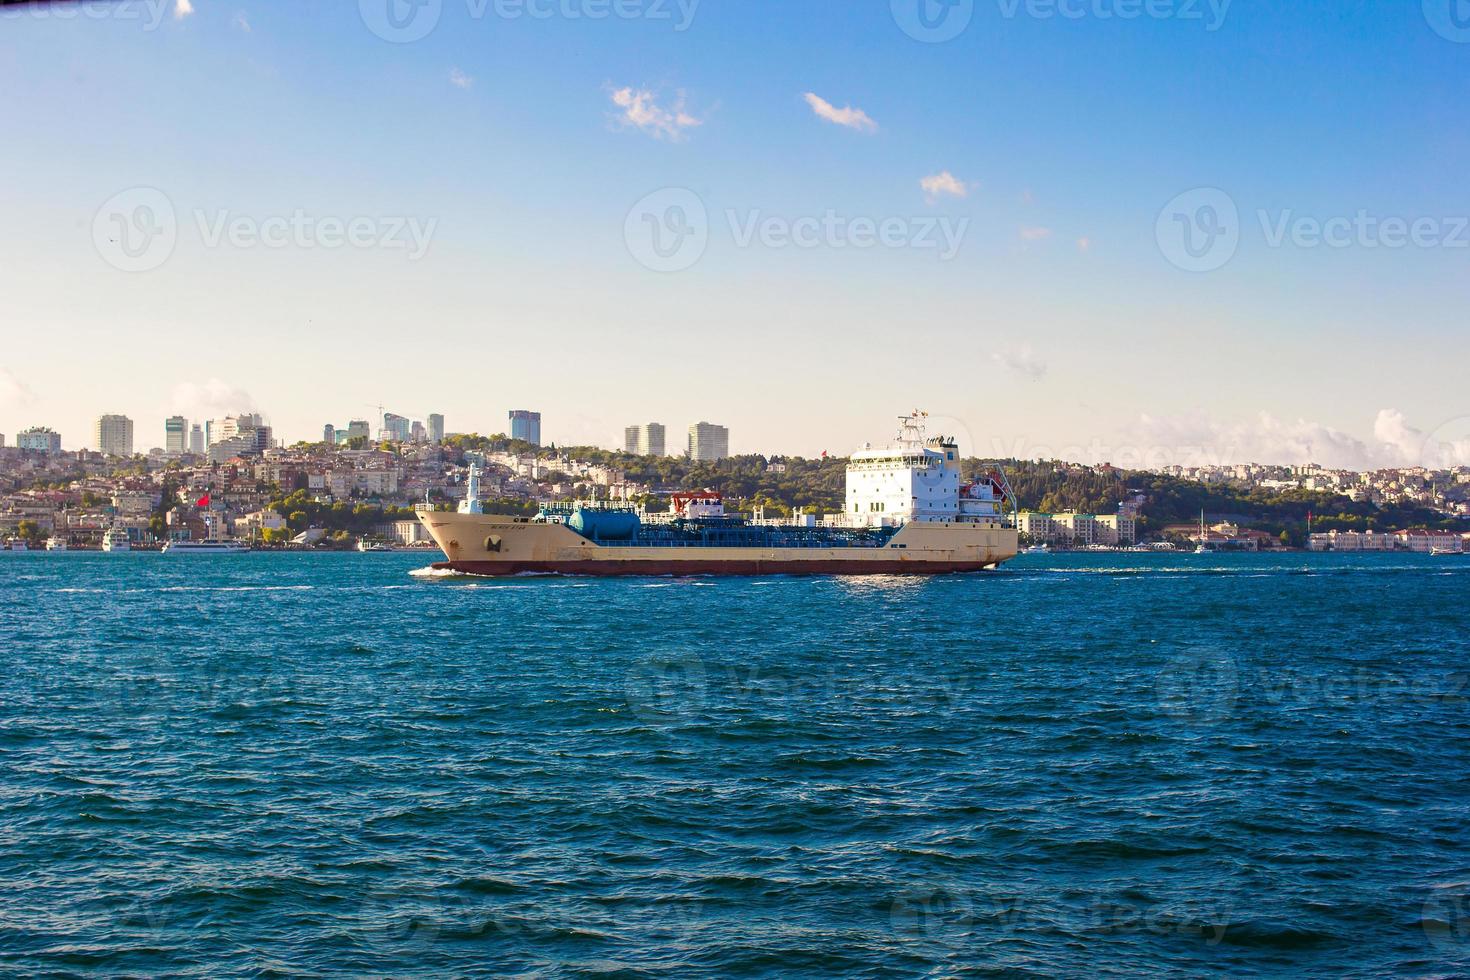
[196,492,211,508]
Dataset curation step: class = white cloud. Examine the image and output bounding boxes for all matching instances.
[1127,408,1470,470]
[449,67,473,90]
[1019,226,1052,242]
[174,0,193,19]
[1076,237,1091,252]
[171,379,256,422]
[802,92,877,133]
[231,10,250,31]
[920,171,967,202]
[609,86,702,141]
[990,345,1047,381]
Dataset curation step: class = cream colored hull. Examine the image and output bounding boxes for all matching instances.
[416,512,1018,576]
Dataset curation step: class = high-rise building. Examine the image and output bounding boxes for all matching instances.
[17,427,62,453]
[624,423,666,457]
[165,416,188,454]
[323,423,335,445]
[189,424,204,454]
[381,413,412,442]
[428,414,445,443]
[510,410,541,446]
[205,413,269,455]
[347,420,371,442]
[688,421,729,462]
[410,420,427,443]
[95,414,135,457]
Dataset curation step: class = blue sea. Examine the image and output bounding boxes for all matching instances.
[2,551,1468,977]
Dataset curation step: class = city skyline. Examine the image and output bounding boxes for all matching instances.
[2,4,1466,471]
[3,399,1468,474]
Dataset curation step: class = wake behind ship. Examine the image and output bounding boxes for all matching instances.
[418,414,1019,577]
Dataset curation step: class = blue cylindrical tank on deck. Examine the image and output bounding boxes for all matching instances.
[568,507,641,541]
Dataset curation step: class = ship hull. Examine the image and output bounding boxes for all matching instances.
[417,512,1017,578]
[433,558,998,577]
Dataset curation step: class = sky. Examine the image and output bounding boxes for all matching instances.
[1,0,1467,469]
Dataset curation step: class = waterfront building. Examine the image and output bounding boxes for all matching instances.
[165,416,187,454]
[688,421,729,462]
[1308,530,1398,552]
[1016,510,1136,546]
[428,414,445,443]
[1396,528,1463,553]
[95,414,134,457]
[624,423,666,457]
[510,410,542,446]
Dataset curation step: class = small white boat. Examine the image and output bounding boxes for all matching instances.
[102,528,131,553]
[1430,546,1462,557]
[45,536,68,552]
[1023,544,1049,555]
[1194,510,1213,554]
[357,539,392,552]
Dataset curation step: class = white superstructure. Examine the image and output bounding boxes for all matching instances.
[459,464,484,514]
[840,413,1008,529]
[102,528,131,552]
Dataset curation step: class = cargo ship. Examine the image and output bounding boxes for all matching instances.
[417,413,1019,577]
